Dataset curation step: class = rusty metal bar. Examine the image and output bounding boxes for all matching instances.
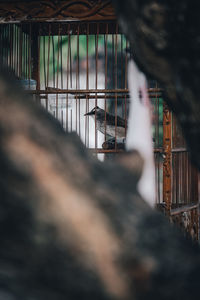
[19,24,23,77]
[46,24,51,110]
[0,26,2,64]
[23,92,160,100]
[26,29,28,78]
[104,23,108,143]
[7,24,10,68]
[163,102,172,213]
[95,22,99,151]
[23,28,25,78]
[26,88,129,94]
[10,24,13,70]
[66,23,70,132]
[28,23,32,86]
[60,34,63,90]
[46,24,51,89]
[16,25,19,77]
[71,109,72,132]
[120,34,123,116]
[25,29,28,78]
[1,25,3,64]
[37,25,41,100]
[155,82,159,147]
[124,37,128,134]
[171,148,188,152]
[56,25,61,119]
[89,148,124,153]
[75,28,78,133]
[170,203,198,216]
[114,23,118,150]
[31,24,40,93]
[85,22,89,146]
[61,109,63,127]
[77,24,80,135]
[52,34,55,88]
[43,35,46,89]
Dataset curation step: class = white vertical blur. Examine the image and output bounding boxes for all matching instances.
[126,60,155,207]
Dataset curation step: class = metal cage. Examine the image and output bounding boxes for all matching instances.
[0,20,198,240]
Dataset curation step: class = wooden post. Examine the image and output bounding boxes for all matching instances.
[163,101,172,214]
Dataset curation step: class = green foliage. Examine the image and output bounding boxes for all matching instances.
[39,34,127,82]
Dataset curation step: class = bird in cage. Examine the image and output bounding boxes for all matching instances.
[84,106,126,139]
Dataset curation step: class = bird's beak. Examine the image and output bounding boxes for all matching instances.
[84,111,92,116]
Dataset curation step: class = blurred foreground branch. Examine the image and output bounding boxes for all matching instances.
[112,0,200,170]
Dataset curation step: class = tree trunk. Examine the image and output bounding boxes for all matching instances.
[112,0,200,170]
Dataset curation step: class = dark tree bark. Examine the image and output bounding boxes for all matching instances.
[0,68,200,300]
[112,0,200,169]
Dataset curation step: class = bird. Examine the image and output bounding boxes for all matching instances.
[84,106,126,138]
